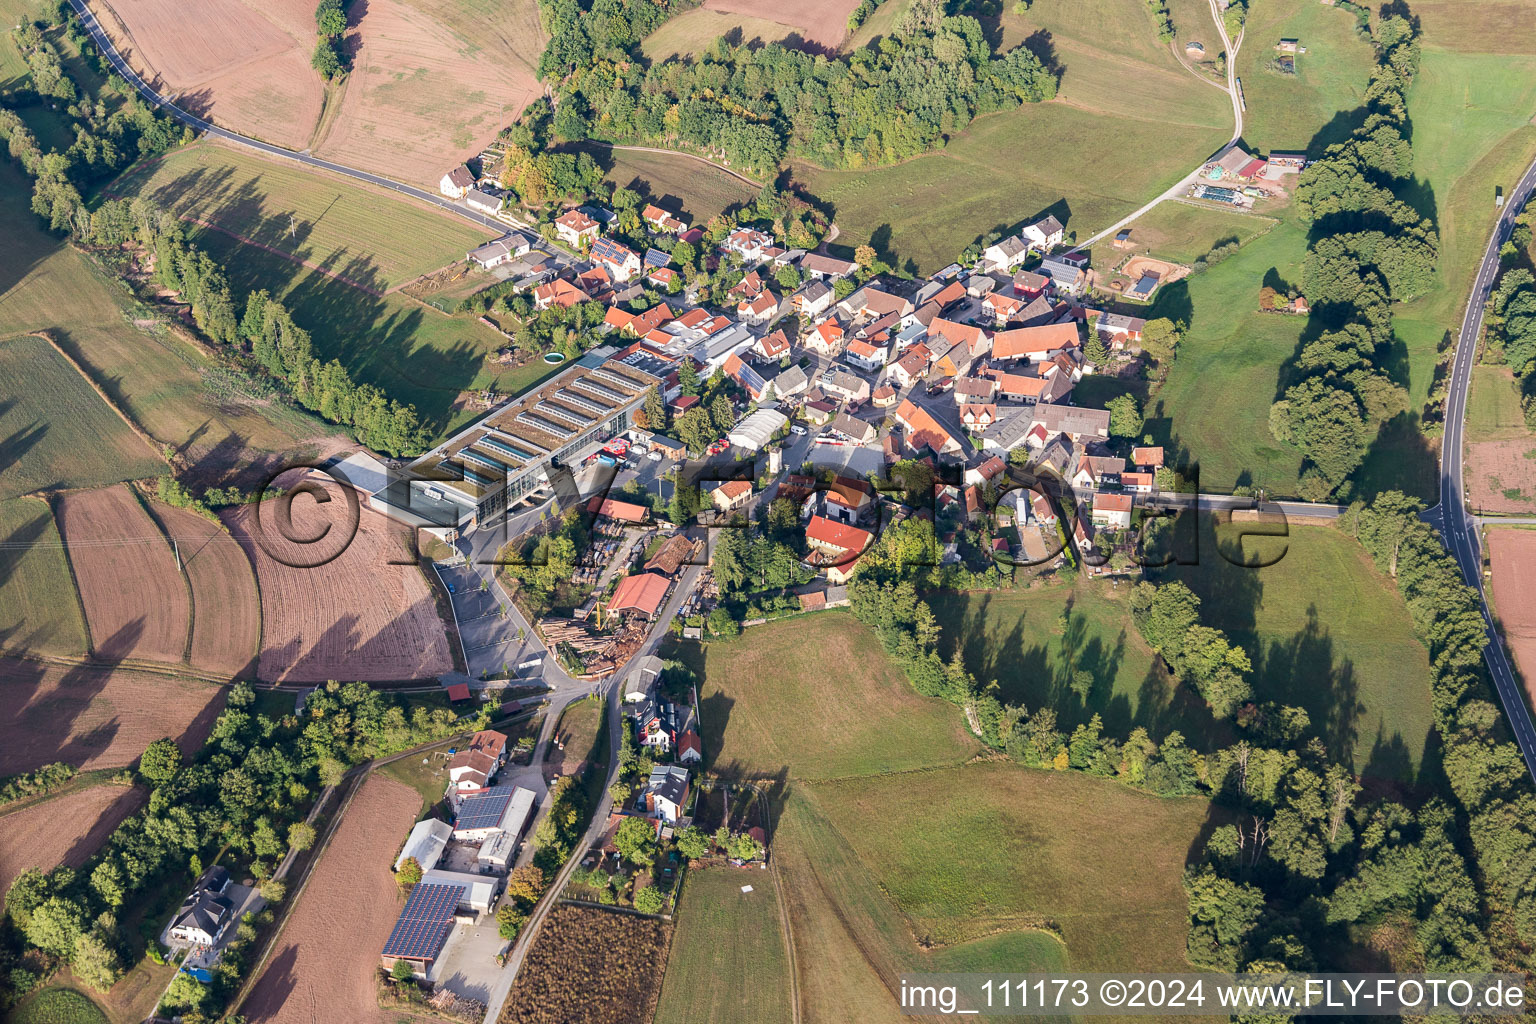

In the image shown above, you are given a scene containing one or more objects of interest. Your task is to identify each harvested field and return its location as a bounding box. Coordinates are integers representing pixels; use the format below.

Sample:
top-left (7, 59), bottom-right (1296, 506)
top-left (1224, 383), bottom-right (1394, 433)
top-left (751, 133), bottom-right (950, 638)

top-left (313, 0), bottom-right (542, 188)
top-left (221, 475), bottom-right (453, 682)
top-left (94, 0), bottom-right (324, 150)
top-left (1491, 528), bottom-right (1536, 704)
top-left (0, 333), bottom-right (164, 500)
top-left (699, 0), bottom-right (859, 51)
top-left (146, 501), bottom-right (260, 677)
top-left (499, 902), bottom-right (672, 1024)
top-left (0, 497), bottom-right (88, 658)
top-left (242, 774), bottom-right (418, 1024)
top-left (641, 8), bottom-right (800, 60)
top-left (1468, 439), bottom-right (1536, 514)
top-left (0, 657), bottom-right (225, 776)
top-left (0, 784), bottom-right (143, 898)
top-left (55, 485), bottom-right (191, 664)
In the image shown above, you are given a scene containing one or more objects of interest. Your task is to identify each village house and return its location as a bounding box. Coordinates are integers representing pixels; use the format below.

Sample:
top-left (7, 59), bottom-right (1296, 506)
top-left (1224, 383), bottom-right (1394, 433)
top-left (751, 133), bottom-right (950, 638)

top-left (467, 231), bottom-right (534, 269)
top-left (894, 398), bottom-right (962, 456)
top-left (965, 454), bottom-right (1008, 489)
top-left (846, 337), bottom-right (889, 372)
top-left (167, 866), bottom-right (235, 947)
top-left (1012, 268), bottom-right (1049, 297)
top-left (532, 278), bottom-right (589, 311)
top-left (827, 412), bottom-right (876, 445)
top-left (871, 382), bottom-right (899, 408)
top-left (554, 209), bottom-right (600, 247)
top-left (737, 290), bottom-right (778, 326)
top-left (678, 730), bottom-right (703, 765)
top-left (805, 514), bottom-right (874, 565)
top-left (590, 237), bottom-right (641, 282)
top-left (1038, 254), bottom-right (1087, 296)
top-left (960, 403), bottom-right (998, 430)
top-left (729, 270), bottom-right (765, 301)
top-left (982, 234), bottom-right (1030, 272)
top-left (1071, 453), bottom-right (1125, 490)
top-left (773, 364), bottom-right (809, 397)
top-left (984, 367), bottom-right (1073, 405)
top-left (890, 345), bottom-right (930, 388)
top-left (465, 187), bottom-right (503, 216)
top-left (754, 328), bottom-right (791, 361)
top-left (439, 164), bottom-right (475, 199)
top-left (820, 367), bottom-right (871, 404)
top-left (984, 291), bottom-right (1025, 324)
top-left (793, 279), bottom-right (835, 318)
top-left (992, 321), bottom-right (1080, 363)
top-left (805, 319), bottom-right (846, 357)
top-left (447, 729), bottom-right (509, 794)
top-left (1022, 214), bottom-right (1065, 250)
top-left (953, 375), bottom-right (1000, 405)
top-left (800, 253), bottom-right (859, 280)
top-left (722, 227), bottom-right (776, 263)
top-left (929, 317), bottom-right (991, 365)
top-left (841, 284), bottom-right (914, 322)
top-left (1091, 492), bottom-right (1133, 530)
top-left (1123, 470), bottom-right (1156, 494)
top-left (710, 479), bottom-right (753, 514)
top-left (1131, 446), bottom-right (1164, 471)
top-left (644, 765), bottom-right (691, 824)
top-left (1096, 312), bottom-right (1147, 348)
top-left (1029, 491), bottom-right (1058, 527)
top-left (642, 203), bottom-right (688, 234)
top-left (1030, 402), bottom-right (1112, 447)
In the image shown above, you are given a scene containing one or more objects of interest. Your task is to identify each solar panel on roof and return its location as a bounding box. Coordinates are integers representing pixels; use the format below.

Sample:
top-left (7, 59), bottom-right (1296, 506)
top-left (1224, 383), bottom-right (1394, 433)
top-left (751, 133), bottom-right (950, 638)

top-left (381, 883), bottom-right (460, 960)
top-left (456, 785), bottom-right (516, 830)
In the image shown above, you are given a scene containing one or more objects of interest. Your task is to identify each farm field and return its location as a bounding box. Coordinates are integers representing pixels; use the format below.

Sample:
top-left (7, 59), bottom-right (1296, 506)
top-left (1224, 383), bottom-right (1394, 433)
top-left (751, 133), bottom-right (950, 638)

top-left (1490, 528), bottom-right (1536, 704)
top-left (1410, 0), bottom-right (1536, 55)
top-left (1088, 201), bottom-right (1275, 271)
top-left (0, 159), bottom-right (341, 486)
top-left (801, 764), bottom-right (1215, 966)
top-left (675, 612), bottom-right (980, 780)
top-left (0, 657), bottom-right (224, 776)
top-left (242, 774), bottom-right (418, 1024)
top-left (1161, 518), bottom-right (1434, 778)
top-left (93, 0), bottom-right (322, 150)
top-left (797, 0), bottom-right (1230, 273)
top-left (311, 0), bottom-right (542, 188)
top-left (934, 579), bottom-right (1223, 748)
top-left (1468, 439), bottom-right (1536, 514)
top-left (497, 902), bottom-right (672, 1024)
top-left (1232, 0), bottom-right (1378, 155)
top-left (221, 475), bottom-right (453, 683)
top-left (655, 868), bottom-right (792, 1024)
top-left (190, 226), bottom-right (514, 435)
top-left (586, 146), bottom-right (759, 224)
top-left (145, 500), bottom-right (261, 677)
top-left (0, 334), bottom-right (163, 500)
top-left (0, 784), bottom-right (143, 899)
top-left (111, 143), bottom-right (495, 291)
top-left (697, 0), bottom-right (859, 51)
top-left (54, 486), bottom-right (191, 664)
top-left (1468, 365), bottom-right (1530, 443)
top-left (5, 987), bottom-right (110, 1024)
top-left (641, 8), bottom-right (799, 59)
top-left (0, 498), bottom-right (88, 658)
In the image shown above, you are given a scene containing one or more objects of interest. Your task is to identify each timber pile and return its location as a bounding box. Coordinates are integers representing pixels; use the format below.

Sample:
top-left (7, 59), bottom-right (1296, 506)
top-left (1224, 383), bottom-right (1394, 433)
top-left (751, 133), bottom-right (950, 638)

top-left (538, 617), bottom-right (610, 654)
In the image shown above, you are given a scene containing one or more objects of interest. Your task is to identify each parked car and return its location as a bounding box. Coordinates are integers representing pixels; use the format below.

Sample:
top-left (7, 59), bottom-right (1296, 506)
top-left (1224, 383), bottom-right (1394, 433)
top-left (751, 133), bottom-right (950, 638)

top-left (647, 450), bottom-right (663, 461)
top-left (927, 377), bottom-right (955, 395)
top-left (790, 425), bottom-right (807, 436)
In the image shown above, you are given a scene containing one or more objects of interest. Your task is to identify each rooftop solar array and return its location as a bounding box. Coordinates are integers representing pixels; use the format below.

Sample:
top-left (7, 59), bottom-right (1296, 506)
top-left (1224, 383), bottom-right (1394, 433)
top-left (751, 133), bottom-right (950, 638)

top-left (736, 362), bottom-right (768, 395)
top-left (457, 785), bottom-right (517, 830)
top-left (381, 882), bottom-right (461, 960)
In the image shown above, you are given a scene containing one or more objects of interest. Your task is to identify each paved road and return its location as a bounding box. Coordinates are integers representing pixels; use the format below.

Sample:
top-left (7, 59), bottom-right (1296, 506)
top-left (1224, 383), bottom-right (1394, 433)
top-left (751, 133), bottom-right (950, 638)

top-left (67, 0), bottom-right (535, 238)
top-left (1434, 155), bottom-right (1536, 779)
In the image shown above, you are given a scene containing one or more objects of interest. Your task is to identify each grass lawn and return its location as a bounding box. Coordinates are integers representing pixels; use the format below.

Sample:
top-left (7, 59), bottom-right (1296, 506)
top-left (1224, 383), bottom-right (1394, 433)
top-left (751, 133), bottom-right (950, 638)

top-left (641, 9), bottom-right (799, 60)
top-left (934, 579), bottom-right (1228, 747)
top-left (188, 226), bottom-right (523, 436)
top-left (796, 0), bottom-right (1231, 274)
top-left (802, 762), bottom-right (1214, 966)
top-left (587, 146), bottom-right (758, 224)
top-left (1087, 201), bottom-right (1277, 272)
top-left (1468, 365), bottom-right (1531, 442)
top-left (1411, 0), bottom-right (1536, 56)
top-left (0, 333), bottom-right (163, 499)
top-left (674, 611), bottom-right (980, 781)
top-left (655, 868), bottom-right (793, 1024)
top-left (1233, 0), bottom-right (1379, 155)
top-left (550, 695), bottom-right (604, 766)
top-left (0, 497), bottom-right (87, 657)
top-left (1160, 518), bottom-right (1434, 778)
top-left (6, 987), bottom-right (110, 1024)
top-left (376, 713), bottom-right (544, 817)
top-left (110, 143), bottom-right (495, 290)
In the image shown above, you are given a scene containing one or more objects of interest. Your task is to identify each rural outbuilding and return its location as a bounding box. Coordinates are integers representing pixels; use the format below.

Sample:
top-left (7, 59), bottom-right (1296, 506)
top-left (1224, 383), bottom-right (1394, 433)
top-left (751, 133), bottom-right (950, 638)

top-left (395, 818), bottom-right (452, 873)
top-left (421, 868), bottom-right (501, 914)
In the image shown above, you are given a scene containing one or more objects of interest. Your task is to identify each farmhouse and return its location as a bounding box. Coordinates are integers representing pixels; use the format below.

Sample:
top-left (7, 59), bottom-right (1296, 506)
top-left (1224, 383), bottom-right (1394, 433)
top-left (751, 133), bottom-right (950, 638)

top-left (440, 165), bottom-right (474, 199)
top-left (644, 765), bottom-right (691, 824)
top-left (1091, 493), bottom-right (1133, 530)
top-left (467, 231), bottom-right (533, 268)
top-left (1030, 403), bottom-right (1112, 446)
top-left (395, 818), bottom-right (453, 873)
top-left (465, 187), bottom-right (503, 216)
top-left (1022, 215), bottom-right (1065, 250)
top-left (893, 398), bottom-right (962, 456)
top-left (806, 515), bottom-right (874, 564)
top-left (800, 253), bottom-right (858, 280)
top-left (609, 572), bottom-right (672, 620)
top-left (167, 866), bottom-right (235, 947)
top-left (554, 209), bottom-right (600, 246)
top-left (993, 322), bottom-right (1079, 362)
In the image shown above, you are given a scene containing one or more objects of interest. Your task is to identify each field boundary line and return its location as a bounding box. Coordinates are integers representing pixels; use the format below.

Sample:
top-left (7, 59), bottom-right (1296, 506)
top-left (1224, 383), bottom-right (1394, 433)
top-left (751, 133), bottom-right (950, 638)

top-left (583, 140), bottom-right (765, 188)
top-left (28, 330), bottom-right (169, 466)
top-left (42, 494), bottom-right (97, 659)
top-left (128, 484), bottom-right (198, 664)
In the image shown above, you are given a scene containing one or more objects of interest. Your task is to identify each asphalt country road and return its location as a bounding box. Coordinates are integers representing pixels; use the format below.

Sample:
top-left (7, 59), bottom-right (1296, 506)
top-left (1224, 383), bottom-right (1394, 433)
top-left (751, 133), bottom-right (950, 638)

top-left (1435, 156), bottom-right (1536, 779)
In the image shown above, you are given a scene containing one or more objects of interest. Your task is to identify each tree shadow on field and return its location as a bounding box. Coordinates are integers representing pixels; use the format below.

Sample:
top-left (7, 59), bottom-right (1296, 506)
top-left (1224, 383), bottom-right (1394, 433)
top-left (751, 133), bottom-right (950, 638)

top-left (60, 784), bottom-right (146, 869)
top-left (241, 943), bottom-right (300, 1021)
top-left (1251, 606), bottom-right (1364, 769)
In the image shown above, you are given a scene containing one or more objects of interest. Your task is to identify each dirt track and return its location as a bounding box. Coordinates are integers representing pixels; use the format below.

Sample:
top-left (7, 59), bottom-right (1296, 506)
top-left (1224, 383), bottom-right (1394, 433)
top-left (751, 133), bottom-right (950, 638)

top-left (0, 784), bottom-right (145, 898)
top-left (149, 501), bottom-right (261, 677)
top-left (55, 486), bottom-right (191, 664)
top-left (0, 658), bottom-right (225, 776)
top-left (242, 774), bottom-right (418, 1024)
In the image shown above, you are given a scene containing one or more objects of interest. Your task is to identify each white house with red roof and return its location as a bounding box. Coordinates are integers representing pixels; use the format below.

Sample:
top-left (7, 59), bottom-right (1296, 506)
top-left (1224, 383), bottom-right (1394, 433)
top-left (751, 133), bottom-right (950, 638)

top-left (722, 227), bottom-right (776, 262)
top-left (805, 514), bottom-right (874, 564)
top-left (554, 209), bottom-right (599, 247)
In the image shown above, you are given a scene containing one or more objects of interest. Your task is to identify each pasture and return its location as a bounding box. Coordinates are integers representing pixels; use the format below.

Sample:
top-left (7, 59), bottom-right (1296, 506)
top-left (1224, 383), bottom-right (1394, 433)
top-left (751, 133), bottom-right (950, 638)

top-left (798, 0), bottom-right (1230, 273)
top-left (591, 146), bottom-right (759, 224)
top-left (0, 658), bottom-right (224, 776)
top-left (0, 498), bottom-right (88, 658)
top-left (549, 696), bottom-right (604, 777)
top-left (1232, 0), bottom-right (1378, 155)
top-left (676, 612), bottom-right (980, 780)
top-left (112, 143), bottom-right (495, 290)
top-left (54, 486), bottom-right (191, 664)
top-left (0, 334), bottom-right (163, 500)
top-left (189, 226), bottom-right (515, 435)
top-left (1086, 201), bottom-right (1276, 277)
top-left (1468, 365), bottom-right (1530, 443)
top-left (241, 774), bottom-right (419, 1024)
top-left (641, 8), bottom-right (799, 59)
top-left (1160, 517), bottom-right (1434, 778)
top-left (655, 868), bottom-right (793, 1024)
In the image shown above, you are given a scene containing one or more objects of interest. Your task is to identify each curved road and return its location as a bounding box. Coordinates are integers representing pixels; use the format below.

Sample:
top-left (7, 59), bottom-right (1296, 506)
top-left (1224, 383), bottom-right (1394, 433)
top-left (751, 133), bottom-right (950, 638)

top-left (1433, 155), bottom-right (1536, 778)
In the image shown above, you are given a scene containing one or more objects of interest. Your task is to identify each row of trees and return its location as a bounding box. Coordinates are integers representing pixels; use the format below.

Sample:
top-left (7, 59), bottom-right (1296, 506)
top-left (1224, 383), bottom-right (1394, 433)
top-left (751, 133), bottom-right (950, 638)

top-left (1483, 206), bottom-right (1536, 425)
top-left (529, 0), bottom-right (1056, 176)
top-left (312, 0), bottom-right (349, 80)
top-left (1270, 15), bottom-right (1435, 499)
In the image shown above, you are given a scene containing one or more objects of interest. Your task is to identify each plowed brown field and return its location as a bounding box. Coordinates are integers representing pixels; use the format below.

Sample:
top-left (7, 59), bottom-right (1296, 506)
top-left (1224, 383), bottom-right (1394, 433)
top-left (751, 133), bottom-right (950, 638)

top-left (1468, 439), bottom-right (1536, 513)
top-left (242, 774), bottom-right (418, 1024)
top-left (148, 502), bottom-right (260, 678)
top-left (699, 0), bottom-right (860, 50)
top-left (94, 0), bottom-right (324, 151)
top-left (55, 486), bottom-right (191, 664)
top-left (220, 475), bottom-right (452, 682)
top-left (0, 657), bottom-right (225, 776)
top-left (1491, 528), bottom-right (1536, 705)
top-left (0, 784), bottom-right (144, 897)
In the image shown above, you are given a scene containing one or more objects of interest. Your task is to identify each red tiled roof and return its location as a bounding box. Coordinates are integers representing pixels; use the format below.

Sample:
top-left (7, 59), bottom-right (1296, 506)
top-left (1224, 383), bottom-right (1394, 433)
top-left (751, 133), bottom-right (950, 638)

top-left (805, 515), bottom-right (873, 555)
top-left (1132, 446), bottom-right (1165, 467)
top-left (445, 683), bottom-right (471, 701)
top-left (587, 497), bottom-right (650, 522)
top-left (1094, 493), bottom-right (1133, 512)
top-left (993, 322), bottom-right (1079, 359)
top-left (609, 572), bottom-right (670, 616)
top-left (894, 398), bottom-right (958, 454)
